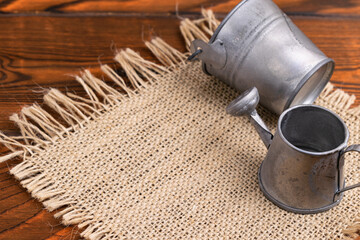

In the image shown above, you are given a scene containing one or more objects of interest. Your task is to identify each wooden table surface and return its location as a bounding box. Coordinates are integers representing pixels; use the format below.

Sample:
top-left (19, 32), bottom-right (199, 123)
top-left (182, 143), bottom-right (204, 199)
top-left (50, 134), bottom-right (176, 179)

top-left (0, 0), bottom-right (359, 239)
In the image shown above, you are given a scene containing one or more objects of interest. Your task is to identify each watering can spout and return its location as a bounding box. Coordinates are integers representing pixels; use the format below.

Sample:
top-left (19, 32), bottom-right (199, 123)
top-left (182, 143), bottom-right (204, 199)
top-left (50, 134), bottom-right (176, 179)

top-left (226, 87), bottom-right (273, 148)
top-left (248, 110), bottom-right (273, 149)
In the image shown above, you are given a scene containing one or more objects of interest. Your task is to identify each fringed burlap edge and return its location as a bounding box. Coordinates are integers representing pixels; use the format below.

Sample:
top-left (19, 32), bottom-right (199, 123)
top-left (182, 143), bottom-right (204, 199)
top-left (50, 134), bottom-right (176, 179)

top-left (0, 9), bottom-right (359, 239)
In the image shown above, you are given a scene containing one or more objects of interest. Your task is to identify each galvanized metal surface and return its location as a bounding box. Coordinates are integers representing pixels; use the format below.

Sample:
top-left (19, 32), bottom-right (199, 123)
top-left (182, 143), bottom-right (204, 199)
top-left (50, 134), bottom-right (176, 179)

top-left (227, 88), bottom-right (360, 214)
top-left (226, 87), bottom-right (273, 148)
top-left (190, 0), bottom-right (334, 114)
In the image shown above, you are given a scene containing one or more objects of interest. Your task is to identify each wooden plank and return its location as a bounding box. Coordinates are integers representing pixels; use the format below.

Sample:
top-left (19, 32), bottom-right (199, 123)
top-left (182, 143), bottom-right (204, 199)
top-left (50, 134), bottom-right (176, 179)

top-left (0, 0), bottom-right (360, 16)
top-left (0, 14), bottom-right (359, 240)
top-left (0, 15), bottom-right (359, 132)
top-left (0, 151), bottom-right (82, 240)
top-left (0, 15), bottom-right (185, 132)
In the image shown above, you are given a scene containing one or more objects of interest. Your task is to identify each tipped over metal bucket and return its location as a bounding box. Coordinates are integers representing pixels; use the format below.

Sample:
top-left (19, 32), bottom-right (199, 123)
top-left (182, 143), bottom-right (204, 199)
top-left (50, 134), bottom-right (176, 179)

top-left (189, 0), bottom-right (334, 114)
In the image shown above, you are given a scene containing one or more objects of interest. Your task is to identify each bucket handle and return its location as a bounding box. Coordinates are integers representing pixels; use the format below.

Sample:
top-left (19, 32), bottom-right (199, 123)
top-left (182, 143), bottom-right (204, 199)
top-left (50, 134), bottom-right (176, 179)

top-left (335, 144), bottom-right (360, 196)
top-left (188, 39), bottom-right (227, 70)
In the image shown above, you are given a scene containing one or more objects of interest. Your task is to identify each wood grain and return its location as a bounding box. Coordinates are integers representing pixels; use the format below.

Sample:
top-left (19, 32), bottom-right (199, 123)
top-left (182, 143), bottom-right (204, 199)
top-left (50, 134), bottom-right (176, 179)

top-left (0, 15), bottom-right (186, 132)
top-left (0, 0), bottom-right (360, 16)
top-left (0, 15), bottom-right (359, 133)
top-left (0, 150), bottom-right (82, 240)
top-left (0, 10), bottom-right (359, 240)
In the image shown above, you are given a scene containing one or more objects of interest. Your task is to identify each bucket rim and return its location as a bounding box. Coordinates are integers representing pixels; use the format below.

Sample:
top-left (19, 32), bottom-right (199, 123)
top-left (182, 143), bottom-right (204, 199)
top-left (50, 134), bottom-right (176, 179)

top-left (283, 58), bottom-right (335, 112)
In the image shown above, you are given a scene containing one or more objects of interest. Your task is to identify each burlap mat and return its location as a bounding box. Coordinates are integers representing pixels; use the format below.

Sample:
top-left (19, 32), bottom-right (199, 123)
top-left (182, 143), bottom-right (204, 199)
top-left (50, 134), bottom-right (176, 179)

top-left (1, 10), bottom-right (359, 240)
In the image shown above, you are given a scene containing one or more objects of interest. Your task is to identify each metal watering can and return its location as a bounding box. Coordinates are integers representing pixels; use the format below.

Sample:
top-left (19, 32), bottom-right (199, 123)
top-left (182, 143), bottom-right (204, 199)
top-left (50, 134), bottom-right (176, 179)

top-left (227, 87), bottom-right (360, 214)
top-left (189, 0), bottom-right (334, 115)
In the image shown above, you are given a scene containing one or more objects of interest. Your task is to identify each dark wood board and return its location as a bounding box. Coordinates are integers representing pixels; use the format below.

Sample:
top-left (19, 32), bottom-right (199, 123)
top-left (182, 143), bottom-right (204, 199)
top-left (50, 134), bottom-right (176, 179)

top-left (0, 15), bottom-right (359, 133)
top-left (0, 9), bottom-right (359, 240)
top-left (1, 0), bottom-right (360, 17)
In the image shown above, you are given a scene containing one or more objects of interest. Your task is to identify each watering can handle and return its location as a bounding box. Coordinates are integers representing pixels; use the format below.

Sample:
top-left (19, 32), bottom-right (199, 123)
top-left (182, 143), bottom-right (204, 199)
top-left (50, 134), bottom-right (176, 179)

top-left (335, 144), bottom-right (360, 195)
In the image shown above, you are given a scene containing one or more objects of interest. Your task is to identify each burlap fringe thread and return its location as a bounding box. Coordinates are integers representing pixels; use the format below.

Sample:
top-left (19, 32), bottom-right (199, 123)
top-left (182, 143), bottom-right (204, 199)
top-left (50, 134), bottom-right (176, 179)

top-left (0, 9), bottom-right (359, 240)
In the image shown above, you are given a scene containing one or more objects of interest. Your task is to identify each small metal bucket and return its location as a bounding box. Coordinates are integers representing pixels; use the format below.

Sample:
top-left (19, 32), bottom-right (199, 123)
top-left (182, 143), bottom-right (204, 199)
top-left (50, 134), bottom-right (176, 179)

top-left (189, 0), bottom-right (335, 114)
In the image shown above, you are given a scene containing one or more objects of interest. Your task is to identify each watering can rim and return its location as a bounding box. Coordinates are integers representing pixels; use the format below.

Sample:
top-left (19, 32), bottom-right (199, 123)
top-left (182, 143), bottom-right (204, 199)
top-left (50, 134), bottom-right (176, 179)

top-left (277, 104), bottom-right (349, 156)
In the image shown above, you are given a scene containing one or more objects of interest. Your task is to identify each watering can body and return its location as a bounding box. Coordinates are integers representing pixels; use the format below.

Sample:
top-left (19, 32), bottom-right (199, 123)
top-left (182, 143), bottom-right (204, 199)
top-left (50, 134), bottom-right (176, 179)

top-left (226, 88), bottom-right (360, 214)
top-left (259, 127), bottom-right (344, 213)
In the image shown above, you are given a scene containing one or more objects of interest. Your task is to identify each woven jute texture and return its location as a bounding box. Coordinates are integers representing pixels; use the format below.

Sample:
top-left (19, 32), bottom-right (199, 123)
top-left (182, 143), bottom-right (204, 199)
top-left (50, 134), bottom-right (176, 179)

top-left (1, 10), bottom-right (359, 240)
